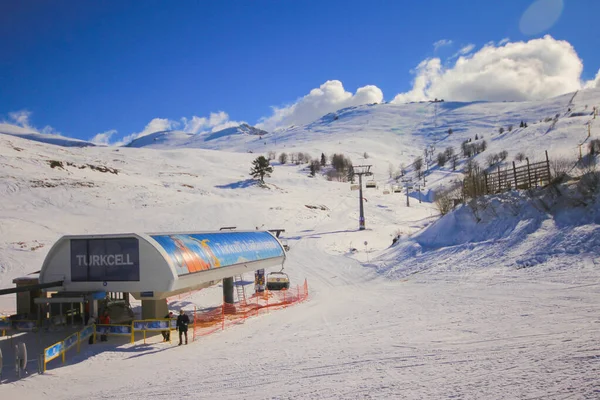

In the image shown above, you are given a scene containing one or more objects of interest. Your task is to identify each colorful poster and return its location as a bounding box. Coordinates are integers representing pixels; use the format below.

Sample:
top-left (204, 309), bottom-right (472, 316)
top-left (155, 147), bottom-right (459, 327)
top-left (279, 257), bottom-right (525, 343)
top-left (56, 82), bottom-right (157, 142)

top-left (151, 232), bottom-right (284, 276)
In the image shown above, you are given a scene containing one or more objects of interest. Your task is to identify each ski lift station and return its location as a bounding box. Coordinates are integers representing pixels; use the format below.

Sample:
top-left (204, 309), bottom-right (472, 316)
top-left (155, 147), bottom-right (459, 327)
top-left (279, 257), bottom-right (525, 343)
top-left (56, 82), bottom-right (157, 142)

top-left (4, 230), bottom-right (287, 321)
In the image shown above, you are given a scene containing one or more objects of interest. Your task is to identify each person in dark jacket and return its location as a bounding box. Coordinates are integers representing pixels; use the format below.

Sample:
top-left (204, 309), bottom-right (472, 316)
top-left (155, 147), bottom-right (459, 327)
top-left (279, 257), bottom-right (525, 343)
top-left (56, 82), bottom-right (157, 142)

top-left (99, 311), bottom-right (110, 342)
top-left (176, 309), bottom-right (190, 345)
top-left (162, 311), bottom-right (173, 342)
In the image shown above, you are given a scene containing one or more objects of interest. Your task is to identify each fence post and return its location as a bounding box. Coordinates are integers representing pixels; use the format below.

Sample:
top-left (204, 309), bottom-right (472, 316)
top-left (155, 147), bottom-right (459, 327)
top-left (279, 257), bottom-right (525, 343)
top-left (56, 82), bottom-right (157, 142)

top-left (512, 162), bottom-right (518, 189)
top-left (526, 158), bottom-right (532, 189)
top-left (193, 306), bottom-right (197, 343)
top-left (131, 321), bottom-right (134, 344)
top-left (484, 172), bottom-right (489, 194)
top-left (61, 341), bottom-right (66, 364)
top-left (545, 150), bottom-right (551, 183)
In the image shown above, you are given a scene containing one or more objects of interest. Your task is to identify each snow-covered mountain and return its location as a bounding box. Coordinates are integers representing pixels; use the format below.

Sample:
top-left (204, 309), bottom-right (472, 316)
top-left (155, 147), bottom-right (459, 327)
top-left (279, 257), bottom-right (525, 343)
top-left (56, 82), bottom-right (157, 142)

top-left (0, 123), bottom-right (95, 147)
top-left (125, 123), bottom-right (269, 149)
top-left (1, 88), bottom-right (599, 399)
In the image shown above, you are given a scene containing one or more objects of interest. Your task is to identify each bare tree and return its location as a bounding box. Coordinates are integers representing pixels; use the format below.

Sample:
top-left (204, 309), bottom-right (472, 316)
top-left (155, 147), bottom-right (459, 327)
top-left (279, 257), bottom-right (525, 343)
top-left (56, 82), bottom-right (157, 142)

top-left (437, 152), bottom-right (448, 167)
top-left (451, 154), bottom-right (458, 171)
top-left (550, 156), bottom-right (573, 183)
top-left (297, 152), bottom-right (305, 164)
top-left (309, 160), bottom-right (321, 176)
top-left (414, 157), bottom-right (423, 178)
top-left (388, 163), bottom-right (394, 178)
top-left (515, 152), bottom-right (526, 162)
top-left (498, 127), bottom-right (505, 134)
top-left (278, 152), bottom-right (288, 164)
top-left (499, 150), bottom-right (508, 161)
top-left (589, 139), bottom-right (600, 156)
top-left (434, 183), bottom-right (462, 216)
top-left (267, 151), bottom-right (276, 160)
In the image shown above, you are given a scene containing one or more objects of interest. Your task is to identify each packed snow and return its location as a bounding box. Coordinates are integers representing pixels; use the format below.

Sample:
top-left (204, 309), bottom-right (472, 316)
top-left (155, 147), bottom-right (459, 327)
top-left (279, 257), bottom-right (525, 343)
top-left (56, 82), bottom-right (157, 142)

top-left (1, 88), bottom-right (599, 399)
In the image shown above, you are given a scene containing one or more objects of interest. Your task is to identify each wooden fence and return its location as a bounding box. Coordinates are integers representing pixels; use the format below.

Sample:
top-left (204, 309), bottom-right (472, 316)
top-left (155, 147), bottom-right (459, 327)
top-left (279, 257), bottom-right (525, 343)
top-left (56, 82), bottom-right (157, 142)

top-left (464, 151), bottom-right (552, 197)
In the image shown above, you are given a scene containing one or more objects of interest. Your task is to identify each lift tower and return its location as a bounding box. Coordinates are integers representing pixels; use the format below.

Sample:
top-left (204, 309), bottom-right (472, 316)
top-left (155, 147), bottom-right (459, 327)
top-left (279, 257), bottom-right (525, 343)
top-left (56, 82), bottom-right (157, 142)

top-left (351, 165), bottom-right (373, 230)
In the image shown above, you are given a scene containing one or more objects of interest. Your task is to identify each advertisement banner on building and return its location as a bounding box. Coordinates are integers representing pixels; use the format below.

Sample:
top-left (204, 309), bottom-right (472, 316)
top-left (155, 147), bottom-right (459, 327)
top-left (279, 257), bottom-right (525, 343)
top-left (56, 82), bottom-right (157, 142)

top-left (151, 232), bottom-right (284, 276)
top-left (71, 238), bottom-right (140, 282)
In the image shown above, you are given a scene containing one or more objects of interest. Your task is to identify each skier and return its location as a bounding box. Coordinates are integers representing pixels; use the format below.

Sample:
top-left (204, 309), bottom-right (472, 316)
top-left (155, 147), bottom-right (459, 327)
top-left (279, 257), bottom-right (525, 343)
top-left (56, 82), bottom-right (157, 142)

top-left (162, 311), bottom-right (173, 342)
top-left (176, 309), bottom-right (190, 346)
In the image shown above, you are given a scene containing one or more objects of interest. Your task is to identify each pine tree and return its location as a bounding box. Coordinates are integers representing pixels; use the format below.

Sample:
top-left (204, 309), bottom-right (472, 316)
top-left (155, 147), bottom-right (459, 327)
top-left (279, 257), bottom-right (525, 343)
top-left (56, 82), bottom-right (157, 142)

top-left (320, 153), bottom-right (327, 166)
top-left (250, 156), bottom-right (273, 184)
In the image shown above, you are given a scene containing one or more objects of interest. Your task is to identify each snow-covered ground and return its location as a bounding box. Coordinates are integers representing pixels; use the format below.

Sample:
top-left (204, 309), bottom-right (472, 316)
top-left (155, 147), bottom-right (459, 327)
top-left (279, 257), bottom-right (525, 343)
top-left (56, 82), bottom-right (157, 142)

top-left (1, 88), bottom-right (599, 398)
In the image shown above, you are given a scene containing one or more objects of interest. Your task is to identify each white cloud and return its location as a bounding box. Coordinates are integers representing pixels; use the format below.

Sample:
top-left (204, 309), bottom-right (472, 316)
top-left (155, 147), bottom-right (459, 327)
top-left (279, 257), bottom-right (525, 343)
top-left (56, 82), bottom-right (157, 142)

top-left (519, 0), bottom-right (564, 36)
top-left (91, 129), bottom-right (118, 146)
top-left (180, 111), bottom-right (242, 134)
top-left (111, 112), bottom-right (245, 146)
top-left (433, 39), bottom-right (453, 51)
top-left (257, 80), bottom-right (383, 131)
top-left (393, 35), bottom-right (585, 103)
top-left (115, 117), bottom-right (176, 146)
top-left (458, 44), bottom-right (475, 55)
top-left (8, 110), bottom-right (33, 128)
top-left (4, 109), bottom-right (63, 136)
top-left (584, 69), bottom-right (600, 89)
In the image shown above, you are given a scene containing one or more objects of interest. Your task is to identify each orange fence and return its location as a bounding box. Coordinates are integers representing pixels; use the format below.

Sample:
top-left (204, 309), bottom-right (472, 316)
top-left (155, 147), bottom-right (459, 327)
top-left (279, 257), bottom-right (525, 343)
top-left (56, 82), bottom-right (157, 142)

top-left (191, 279), bottom-right (309, 341)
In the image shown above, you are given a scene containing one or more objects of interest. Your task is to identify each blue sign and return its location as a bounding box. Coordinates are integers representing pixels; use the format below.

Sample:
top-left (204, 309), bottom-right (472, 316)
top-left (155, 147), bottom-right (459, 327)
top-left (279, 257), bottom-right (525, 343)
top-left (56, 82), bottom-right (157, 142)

top-left (0, 319), bottom-right (10, 330)
top-left (140, 291), bottom-right (154, 297)
top-left (96, 325), bottom-right (132, 335)
top-left (71, 238), bottom-right (140, 282)
top-left (133, 320), bottom-right (169, 331)
top-left (64, 333), bottom-right (79, 351)
top-left (80, 325), bottom-right (94, 340)
top-left (14, 321), bottom-right (37, 331)
top-left (45, 342), bottom-right (64, 362)
top-left (151, 231), bottom-right (284, 276)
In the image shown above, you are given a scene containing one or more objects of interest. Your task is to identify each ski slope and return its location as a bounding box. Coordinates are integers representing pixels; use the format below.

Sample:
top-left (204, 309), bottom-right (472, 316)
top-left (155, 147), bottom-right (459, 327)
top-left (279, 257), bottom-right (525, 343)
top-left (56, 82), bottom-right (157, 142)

top-left (1, 88), bottom-right (600, 398)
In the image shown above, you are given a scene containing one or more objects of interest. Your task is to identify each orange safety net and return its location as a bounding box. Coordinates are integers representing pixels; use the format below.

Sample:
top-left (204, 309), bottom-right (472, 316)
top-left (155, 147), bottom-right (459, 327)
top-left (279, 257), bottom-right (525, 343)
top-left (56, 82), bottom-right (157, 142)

top-left (191, 279), bottom-right (309, 341)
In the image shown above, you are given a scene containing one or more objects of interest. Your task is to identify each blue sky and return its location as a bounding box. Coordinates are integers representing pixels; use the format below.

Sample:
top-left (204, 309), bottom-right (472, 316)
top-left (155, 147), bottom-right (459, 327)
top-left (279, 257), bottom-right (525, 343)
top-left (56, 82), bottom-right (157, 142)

top-left (1, 0), bottom-right (599, 144)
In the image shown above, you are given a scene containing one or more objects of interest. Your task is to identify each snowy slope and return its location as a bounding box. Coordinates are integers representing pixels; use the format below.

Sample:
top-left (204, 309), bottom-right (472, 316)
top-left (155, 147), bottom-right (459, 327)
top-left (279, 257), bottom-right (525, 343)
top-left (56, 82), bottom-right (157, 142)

top-left (1, 88), bottom-right (600, 398)
top-left (125, 124), bottom-right (269, 149)
top-left (0, 123), bottom-right (95, 147)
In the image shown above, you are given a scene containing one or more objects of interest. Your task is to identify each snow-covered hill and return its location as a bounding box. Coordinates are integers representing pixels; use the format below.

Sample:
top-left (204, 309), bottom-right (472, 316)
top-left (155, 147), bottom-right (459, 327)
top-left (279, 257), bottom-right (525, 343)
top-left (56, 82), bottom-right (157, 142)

top-left (125, 123), bottom-right (269, 149)
top-left (1, 88), bottom-right (600, 398)
top-left (0, 123), bottom-right (95, 147)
